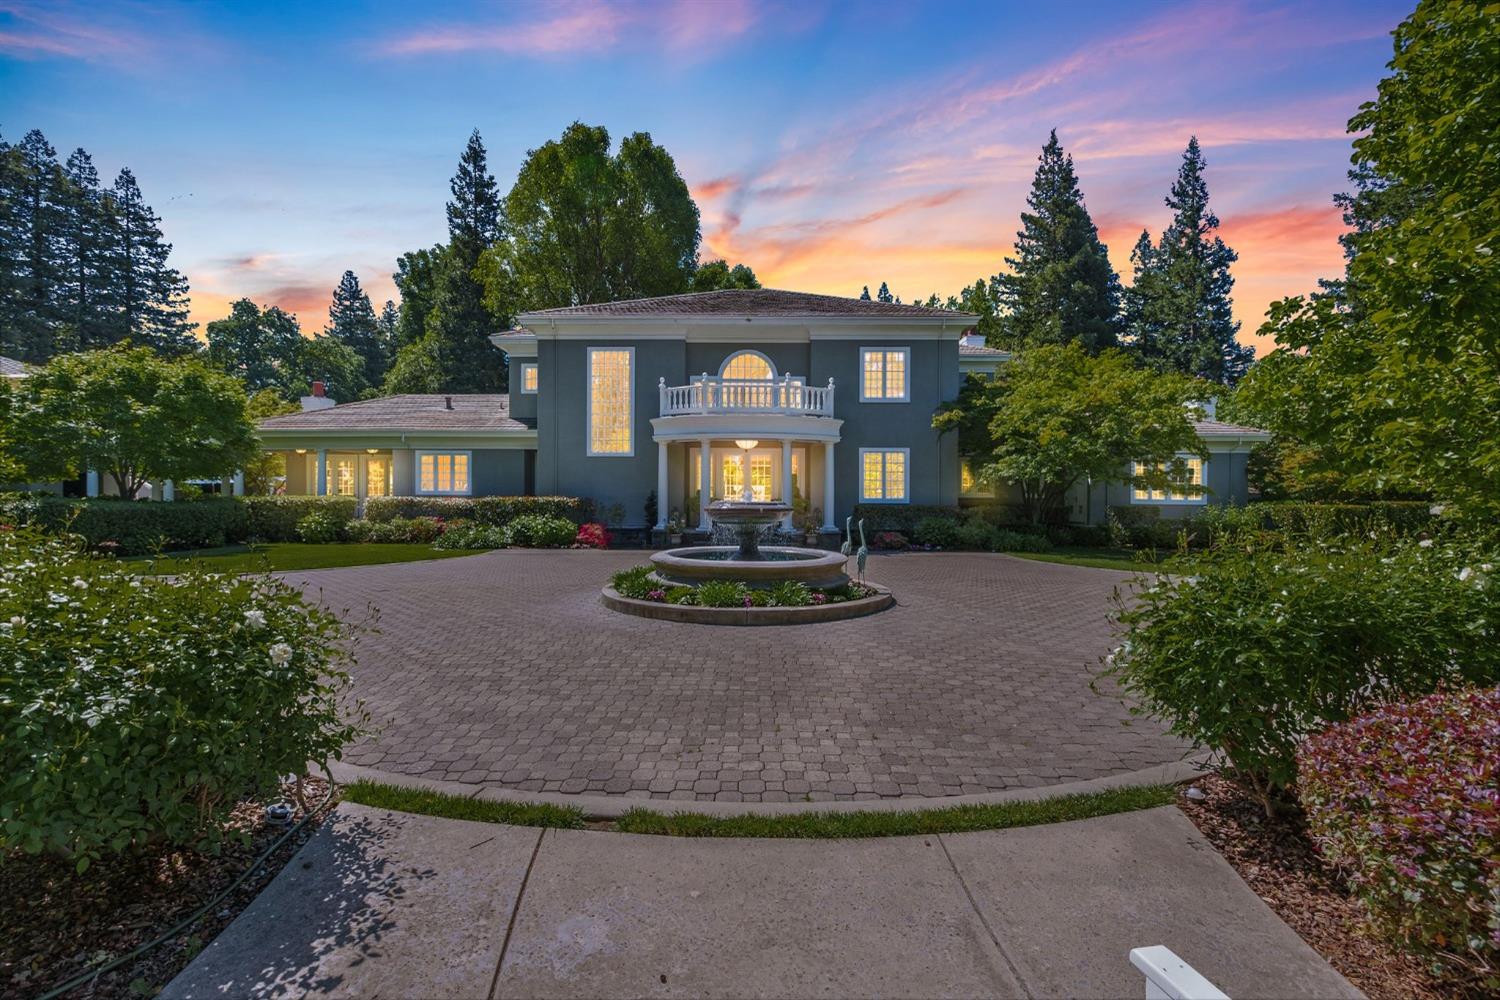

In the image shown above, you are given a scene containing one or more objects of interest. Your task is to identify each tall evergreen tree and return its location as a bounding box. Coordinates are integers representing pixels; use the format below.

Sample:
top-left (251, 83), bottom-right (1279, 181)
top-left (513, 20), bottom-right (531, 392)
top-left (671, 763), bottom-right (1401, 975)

top-left (1124, 138), bottom-right (1253, 384)
top-left (0, 132), bottom-right (29, 358)
top-left (388, 131), bottom-right (506, 393)
top-left (107, 168), bottom-right (195, 354)
top-left (58, 149), bottom-right (115, 351)
top-left (376, 298), bottom-right (399, 363)
top-left (876, 281), bottom-right (894, 303)
top-left (859, 285), bottom-right (871, 300)
top-left (995, 131), bottom-right (1121, 353)
top-left (324, 269), bottom-right (384, 385)
top-left (205, 299), bottom-right (303, 396)
top-left (11, 130), bottom-right (65, 361)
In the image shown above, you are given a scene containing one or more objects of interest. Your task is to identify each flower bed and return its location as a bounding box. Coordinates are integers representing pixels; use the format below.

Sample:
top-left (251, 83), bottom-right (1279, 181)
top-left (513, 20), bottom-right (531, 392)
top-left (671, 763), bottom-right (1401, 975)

top-left (609, 565), bottom-right (874, 608)
top-left (1298, 687), bottom-right (1499, 991)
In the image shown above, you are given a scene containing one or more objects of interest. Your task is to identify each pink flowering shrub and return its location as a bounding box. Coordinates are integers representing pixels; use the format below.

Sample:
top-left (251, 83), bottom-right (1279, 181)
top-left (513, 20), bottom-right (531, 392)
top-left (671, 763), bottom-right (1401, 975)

top-left (574, 522), bottom-right (611, 549)
top-left (871, 531), bottom-right (908, 550)
top-left (1298, 687), bottom-right (1499, 989)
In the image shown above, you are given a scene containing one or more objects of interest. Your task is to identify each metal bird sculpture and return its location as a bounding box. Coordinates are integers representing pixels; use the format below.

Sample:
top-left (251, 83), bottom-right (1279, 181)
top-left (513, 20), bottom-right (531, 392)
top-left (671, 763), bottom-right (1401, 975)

top-left (840, 516), bottom-right (853, 558)
top-left (855, 518), bottom-right (868, 585)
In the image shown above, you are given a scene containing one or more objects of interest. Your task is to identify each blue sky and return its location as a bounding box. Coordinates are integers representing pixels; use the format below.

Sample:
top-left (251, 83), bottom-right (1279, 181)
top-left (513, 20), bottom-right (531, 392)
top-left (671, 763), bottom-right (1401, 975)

top-left (1, 0), bottom-right (1411, 349)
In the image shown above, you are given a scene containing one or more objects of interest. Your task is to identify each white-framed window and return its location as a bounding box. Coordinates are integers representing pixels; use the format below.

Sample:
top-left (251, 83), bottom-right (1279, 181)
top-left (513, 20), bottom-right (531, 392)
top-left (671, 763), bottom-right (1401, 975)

top-left (519, 362), bottom-right (538, 394)
top-left (416, 450), bottom-right (472, 495)
top-left (587, 347), bottom-right (633, 456)
top-left (860, 347), bottom-right (910, 402)
top-left (719, 350), bottom-right (775, 380)
top-left (960, 458), bottom-right (993, 498)
top-left (326, 455), bottom-right (356, 497)
top-left (860, 448), bottom-right (910, 503)
top-left (1131, 455), bottom-right (1207, 504)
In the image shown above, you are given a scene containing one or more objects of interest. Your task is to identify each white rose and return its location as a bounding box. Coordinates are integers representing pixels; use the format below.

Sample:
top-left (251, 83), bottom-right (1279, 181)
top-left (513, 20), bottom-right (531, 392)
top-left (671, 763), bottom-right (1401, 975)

top-left (1418, 538), bottom-right (1434, 548)
top-left (268, 642), bottom-right (293, 666)
top-left (72, 577), bottom-right (88, 588)
top-left (1459, 567), bottom-right (1473, 582)
top-left (244, 610), bottom-right (266, 629)
top-left (7, 616), bottom-right (20, 628)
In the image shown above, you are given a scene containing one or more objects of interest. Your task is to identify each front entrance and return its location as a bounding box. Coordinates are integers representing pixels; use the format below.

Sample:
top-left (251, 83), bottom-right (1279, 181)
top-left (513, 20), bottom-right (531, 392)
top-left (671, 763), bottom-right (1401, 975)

top-left (697, 445), bottom-right (805, 503)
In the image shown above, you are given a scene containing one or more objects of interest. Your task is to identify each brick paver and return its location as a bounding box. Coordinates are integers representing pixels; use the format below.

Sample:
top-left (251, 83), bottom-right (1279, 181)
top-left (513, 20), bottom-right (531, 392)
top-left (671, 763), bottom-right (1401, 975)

top-left (293, 550), bottom-right (1189, 802)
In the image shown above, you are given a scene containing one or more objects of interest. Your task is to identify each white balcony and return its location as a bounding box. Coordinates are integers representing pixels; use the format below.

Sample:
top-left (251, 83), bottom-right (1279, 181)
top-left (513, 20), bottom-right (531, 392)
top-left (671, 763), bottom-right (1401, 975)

top-left (658, 375), bottom-right (835, 417)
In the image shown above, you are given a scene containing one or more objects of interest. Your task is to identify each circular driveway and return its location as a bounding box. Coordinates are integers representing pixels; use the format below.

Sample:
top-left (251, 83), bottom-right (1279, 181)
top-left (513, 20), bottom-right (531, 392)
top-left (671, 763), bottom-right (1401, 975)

top-left (296, 550), bottom-right (1190, 803)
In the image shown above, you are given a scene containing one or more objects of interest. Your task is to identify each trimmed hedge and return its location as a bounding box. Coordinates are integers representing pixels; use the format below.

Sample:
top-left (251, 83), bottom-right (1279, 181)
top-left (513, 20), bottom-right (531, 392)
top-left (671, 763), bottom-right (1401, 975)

top-left (851, 504), bottom-right (963, 534)
top-left (0, 496), bottom-right (253, 556)
top-left (240, 496), bottom-right (357, 542)
top-left (1299, 687), bottom-right (1499, 990)
top-left (362, 495), bottom-right (590, 526)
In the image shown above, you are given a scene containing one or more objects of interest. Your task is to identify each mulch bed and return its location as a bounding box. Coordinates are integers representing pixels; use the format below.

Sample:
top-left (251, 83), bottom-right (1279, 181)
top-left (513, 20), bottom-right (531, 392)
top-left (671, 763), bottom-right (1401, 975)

top-left (1176, 773), bottom-right (1453, 1000)
top-left (2, 777), bottom-right (331, 1000)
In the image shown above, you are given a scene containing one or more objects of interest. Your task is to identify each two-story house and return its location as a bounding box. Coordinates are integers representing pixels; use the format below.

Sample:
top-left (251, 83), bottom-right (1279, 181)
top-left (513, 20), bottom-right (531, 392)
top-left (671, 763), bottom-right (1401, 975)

top-left (255, 288), bottom-right (1267, 529)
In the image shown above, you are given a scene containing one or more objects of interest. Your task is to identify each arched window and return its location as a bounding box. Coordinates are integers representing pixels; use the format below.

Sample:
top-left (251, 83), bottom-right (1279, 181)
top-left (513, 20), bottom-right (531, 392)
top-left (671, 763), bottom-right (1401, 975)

top-left (719, 351), bottom-right (775, 380)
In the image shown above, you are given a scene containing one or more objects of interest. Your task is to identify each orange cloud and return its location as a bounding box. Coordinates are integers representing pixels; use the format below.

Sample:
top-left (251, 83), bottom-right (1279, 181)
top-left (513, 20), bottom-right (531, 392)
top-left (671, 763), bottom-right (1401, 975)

top-left (691, 176), bottom-right (739, 201)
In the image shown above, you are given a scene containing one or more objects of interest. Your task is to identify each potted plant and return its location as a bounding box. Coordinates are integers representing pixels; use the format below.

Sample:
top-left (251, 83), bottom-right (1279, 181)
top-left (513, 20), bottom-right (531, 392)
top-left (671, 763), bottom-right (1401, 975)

top-left (667, 510), bottom-right (684, 546)
top-left (801, 506), bottom-right (823, 546)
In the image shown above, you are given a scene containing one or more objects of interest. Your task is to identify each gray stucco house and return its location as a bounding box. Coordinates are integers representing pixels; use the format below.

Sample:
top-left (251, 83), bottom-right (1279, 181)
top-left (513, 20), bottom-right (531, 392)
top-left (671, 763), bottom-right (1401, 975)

top-left (255, 288), bottom-right (1267, 529)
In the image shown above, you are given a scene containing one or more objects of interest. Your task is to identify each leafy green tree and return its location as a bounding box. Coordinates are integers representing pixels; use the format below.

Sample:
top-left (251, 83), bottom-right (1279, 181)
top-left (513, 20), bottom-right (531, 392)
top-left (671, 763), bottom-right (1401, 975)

top-left (243, 388), bottom-right (298, 494)
top-left (1246, 0), bottom-right (1498, 520)
top-left (6, 346), bottom-right (258, 498)
top-left (389, 131), bottom-right (505, 393)
top-left (935, 343), bottom-right (1206, 524)
top-left (390, 247), bottom-right (439, 351)
top-left (324, 270), bottom-right (383, 385)
top-left (995, 131), bottom-right (1120, 352)
top-left (297, 333), bottom-right (368, 400)
top-left (478, 121), bottom-right (700, 311)
top-left (690, 259), bottom-right (760, 290)
top-left (105, 168), bottom-right (195, 354)
top-left (205, 299), bottom-right (303, 395)
top-left (1125, 138), bottom-right (1253, 384)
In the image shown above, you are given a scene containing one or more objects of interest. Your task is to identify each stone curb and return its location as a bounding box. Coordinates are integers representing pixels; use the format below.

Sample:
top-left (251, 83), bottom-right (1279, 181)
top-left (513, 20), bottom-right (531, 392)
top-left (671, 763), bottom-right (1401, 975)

top-left (325, 754), bottom-right (1213, 821)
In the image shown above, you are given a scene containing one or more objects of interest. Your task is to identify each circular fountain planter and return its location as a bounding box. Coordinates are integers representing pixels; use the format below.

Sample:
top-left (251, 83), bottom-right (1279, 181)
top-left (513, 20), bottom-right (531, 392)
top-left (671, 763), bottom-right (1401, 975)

top-left (601, 583), bottom-right (893, 626)
top-left (651, 546), bottom-right (851, 589)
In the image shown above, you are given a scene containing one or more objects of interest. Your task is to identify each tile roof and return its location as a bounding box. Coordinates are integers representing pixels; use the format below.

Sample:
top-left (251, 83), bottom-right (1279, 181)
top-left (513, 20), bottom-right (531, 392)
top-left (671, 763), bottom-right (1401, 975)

top-left (257, 395), bottom-right (527, 433)
top-left (518, 288), bottom-right (977, 321)
top-left (958, 342), bottom-right (1008, 357)
top-left (1, 355), bottom-right (29, 377)
top-left (1194, 419), bottom-right (1270, 438)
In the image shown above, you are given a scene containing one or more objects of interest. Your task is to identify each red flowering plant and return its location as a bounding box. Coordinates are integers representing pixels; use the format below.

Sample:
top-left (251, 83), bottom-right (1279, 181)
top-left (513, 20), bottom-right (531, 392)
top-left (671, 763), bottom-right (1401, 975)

top-left (574, 522), bottom-right (611, 549)
top-left (871, 531), bottom-right (908, 550)
top-left (1298, 686), bottom-right (1499, 990)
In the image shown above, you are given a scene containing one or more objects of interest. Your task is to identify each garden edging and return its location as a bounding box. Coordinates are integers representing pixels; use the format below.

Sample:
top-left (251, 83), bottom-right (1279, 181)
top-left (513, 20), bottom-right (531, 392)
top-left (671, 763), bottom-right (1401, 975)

top-left (324, 754), bottom-right (1212, 820)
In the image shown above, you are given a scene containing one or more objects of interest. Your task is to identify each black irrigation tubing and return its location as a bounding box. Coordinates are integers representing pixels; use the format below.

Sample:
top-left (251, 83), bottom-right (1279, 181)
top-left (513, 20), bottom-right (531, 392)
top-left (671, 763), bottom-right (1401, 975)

top-left (37, 782), bottom-right (337, 1000)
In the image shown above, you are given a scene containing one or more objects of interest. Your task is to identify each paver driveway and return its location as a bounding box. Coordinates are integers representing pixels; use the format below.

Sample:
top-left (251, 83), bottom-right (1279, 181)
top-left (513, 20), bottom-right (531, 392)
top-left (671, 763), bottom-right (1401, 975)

top-left (295, 550), bottom-right (1190, 803)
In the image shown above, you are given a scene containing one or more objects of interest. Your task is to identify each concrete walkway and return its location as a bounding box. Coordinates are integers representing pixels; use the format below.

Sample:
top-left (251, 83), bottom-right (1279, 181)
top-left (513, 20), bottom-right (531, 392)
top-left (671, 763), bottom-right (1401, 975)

top-left (164, 804), bottom-right (1359, 1000)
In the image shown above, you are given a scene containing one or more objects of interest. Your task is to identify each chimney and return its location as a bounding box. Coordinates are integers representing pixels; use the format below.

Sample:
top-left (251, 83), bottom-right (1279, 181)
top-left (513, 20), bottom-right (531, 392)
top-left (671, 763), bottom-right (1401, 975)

top-left (299, 379), bottom-right (336, 412)
top-left (959, 331), bottom-right (985, 348)
top-left (445, 396), bottom-right (453, 410)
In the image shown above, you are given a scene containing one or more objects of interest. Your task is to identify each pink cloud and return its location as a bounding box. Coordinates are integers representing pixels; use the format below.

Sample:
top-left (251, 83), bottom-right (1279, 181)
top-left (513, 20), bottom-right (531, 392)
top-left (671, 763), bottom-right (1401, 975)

top-left (0, 1), bottom-right (150, 64)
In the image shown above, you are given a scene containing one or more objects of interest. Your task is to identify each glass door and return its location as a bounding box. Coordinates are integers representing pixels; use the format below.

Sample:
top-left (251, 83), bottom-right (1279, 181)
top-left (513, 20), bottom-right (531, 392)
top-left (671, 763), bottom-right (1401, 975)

top-left (365, 456), bottom-right (390, 497)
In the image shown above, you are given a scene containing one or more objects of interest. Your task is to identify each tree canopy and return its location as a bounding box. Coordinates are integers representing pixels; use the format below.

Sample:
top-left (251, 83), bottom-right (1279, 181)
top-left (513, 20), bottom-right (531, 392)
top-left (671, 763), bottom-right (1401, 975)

top-left (205, 299), bottom-right (303, 396)
top-left (6, 346), bottom-right (258, 499)
top-left (935, 343), bottom-right (1207, 523)
top-left (324, 270), bottom-right (387, 387)
top-left (994, 131), bottom-right (1120, 353)
top-left (1124, 138), bottom-right (1253, 384)
top-left (690, 259), bottom-right (760, 291)
top-left (1240, 0), bottom-right (1499, 519)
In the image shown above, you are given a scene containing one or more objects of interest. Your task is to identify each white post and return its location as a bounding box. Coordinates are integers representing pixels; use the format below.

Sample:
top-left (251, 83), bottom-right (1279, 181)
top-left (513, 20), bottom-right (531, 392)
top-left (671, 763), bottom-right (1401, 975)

top-left (162, 479), bottom-right (175, 502)
top-left (697, 437), bottom-right (712, 531)
top-left (1129, 946), bottom-right (1229, 1000)
top-left (781, 438), bottom-right (794, 530)
top-left (658, 377), bottom-right (667, 415)
top-left (85, 469), bottom-right (99, 497)
top-left (656, 440), bottom-right (669, 530)
top-left (232, 470), bottom-right (245, 496)
top-left (821, 441), bottom-right (836, 531)
top-left (315, 449), bottom-right (328, 496)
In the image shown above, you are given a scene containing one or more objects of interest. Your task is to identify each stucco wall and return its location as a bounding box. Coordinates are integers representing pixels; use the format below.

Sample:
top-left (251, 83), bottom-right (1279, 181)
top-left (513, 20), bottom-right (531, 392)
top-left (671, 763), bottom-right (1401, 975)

top-left (1065, 449), bottom-right (1254, 524)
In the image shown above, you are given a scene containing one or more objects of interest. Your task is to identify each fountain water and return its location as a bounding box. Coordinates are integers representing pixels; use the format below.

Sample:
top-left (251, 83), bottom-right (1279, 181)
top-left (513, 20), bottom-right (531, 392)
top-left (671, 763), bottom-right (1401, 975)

top-left (650, 493), bottom-right (850, 589)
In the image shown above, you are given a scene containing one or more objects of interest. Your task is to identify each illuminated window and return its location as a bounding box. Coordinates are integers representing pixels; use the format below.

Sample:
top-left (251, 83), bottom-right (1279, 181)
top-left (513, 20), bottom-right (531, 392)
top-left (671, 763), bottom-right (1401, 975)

top-left (749, 454), bottom-right (773, 502)
top-left (960, 459), bottom-right (993, 497)
top-left (860, 347), bottom-right (910, 402)
top-left (417, 451), bottom-right (471, 495)
top-left (860, 448), bottom-right (909, 502)
top-left (366, 456), bottom-right (389, 498)
top-left (720, 351), bottom-right (775, 380)
top-left (1131, 455), bottom-right (1207, 503)
top-left (326, 456), bottom-right (356, 497)
top-left (520, 363), bottom-right (538, 394)
top-left (721, 454), bottom-right (743, 499)
top-left (587, 347), bottom-right (633, 456)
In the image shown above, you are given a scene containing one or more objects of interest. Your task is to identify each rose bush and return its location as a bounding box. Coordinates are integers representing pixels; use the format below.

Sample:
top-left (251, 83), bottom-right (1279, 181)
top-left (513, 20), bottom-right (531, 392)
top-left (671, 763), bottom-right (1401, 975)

top-left (1299, 687), bottom-right (1498, 989)
top-left (0, 527), bottom-right (366, 867)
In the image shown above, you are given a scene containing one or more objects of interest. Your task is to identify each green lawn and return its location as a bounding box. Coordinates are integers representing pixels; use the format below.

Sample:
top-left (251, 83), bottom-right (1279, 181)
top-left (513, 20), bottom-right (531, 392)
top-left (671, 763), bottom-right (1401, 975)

top-left (125, 542), bottom-right (478, 574)
top-left (1007, 547), bottom-right (1176, 572)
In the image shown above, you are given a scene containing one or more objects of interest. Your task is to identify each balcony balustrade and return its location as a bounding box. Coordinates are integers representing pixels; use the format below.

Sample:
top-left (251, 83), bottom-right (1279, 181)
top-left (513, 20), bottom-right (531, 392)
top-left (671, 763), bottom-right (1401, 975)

top-left (658, 375), bottom-right (835, 417)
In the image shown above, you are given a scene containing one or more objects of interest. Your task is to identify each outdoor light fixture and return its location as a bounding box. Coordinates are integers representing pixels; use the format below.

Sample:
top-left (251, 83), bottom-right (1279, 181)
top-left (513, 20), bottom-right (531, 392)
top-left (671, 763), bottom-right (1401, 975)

top-left (734, 439), bottom-right (760, 451)
top-left (294, 448), bottom-right (307, 455)
top-left (366, 448), bottom-right (378, 454)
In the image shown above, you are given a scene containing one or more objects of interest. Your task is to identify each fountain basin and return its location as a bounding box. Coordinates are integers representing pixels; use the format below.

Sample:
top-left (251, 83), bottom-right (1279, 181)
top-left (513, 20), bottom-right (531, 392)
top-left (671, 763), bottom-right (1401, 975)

top-left (651, 545), bottom-right (850, 589)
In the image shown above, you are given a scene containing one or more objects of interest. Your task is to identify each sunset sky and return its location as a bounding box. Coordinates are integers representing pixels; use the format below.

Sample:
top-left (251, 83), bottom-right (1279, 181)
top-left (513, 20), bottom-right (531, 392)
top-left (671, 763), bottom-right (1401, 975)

top-left (2, 0), bottom-right (1410, 353)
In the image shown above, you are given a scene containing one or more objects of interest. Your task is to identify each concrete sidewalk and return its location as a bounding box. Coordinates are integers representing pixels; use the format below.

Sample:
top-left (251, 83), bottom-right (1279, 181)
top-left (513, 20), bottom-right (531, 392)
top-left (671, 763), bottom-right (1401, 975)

top-left (163, 804), bottom-right (1359, 1000)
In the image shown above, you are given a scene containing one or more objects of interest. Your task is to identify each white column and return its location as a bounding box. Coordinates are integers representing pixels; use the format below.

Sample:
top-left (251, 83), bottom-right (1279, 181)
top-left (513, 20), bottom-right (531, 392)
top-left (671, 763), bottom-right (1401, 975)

top-left (821, 441), bottom-right (836, 531)
top-left (781, 438), bottom-right (794, 530)
top-left (656, 440), bottom-right (669, 530)
top-left (162, 479), bottom-right (175, 502)
top-left (232, 470), bottom-right (245, 496)
top-left (315, 449), bottom-right (328, 496)
top-left (697, 437), bottom-right (712, 531)
top-left (85, 469), bottom-right (100, 497)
